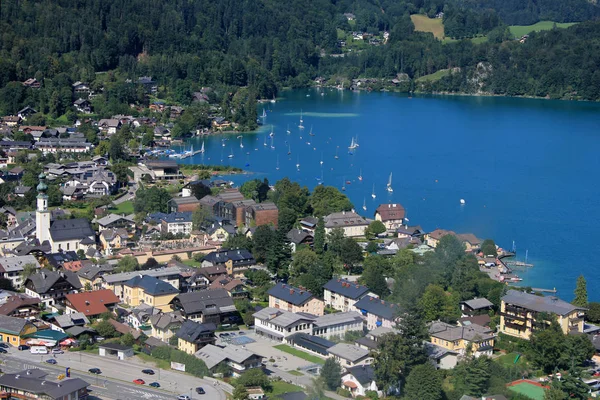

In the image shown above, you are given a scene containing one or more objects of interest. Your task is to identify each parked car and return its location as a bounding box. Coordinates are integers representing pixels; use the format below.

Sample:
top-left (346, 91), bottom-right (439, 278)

top-left (0, 343), bottom-right (9, 348)
top-left (133, 379), bottom-right (145, 385)
top-left (51, 348), bottom-right (64, 354)
top-left (196, 387), bottom-right (205, 394)
top-left (45, 359), bottom-right (57, 364)
top-left (88, 368), bottom-right (102, 374)
top-left (17, 345), bottom-right (29, 351)
top-left (177, 396), bottom-right (191, 400)
top-left (142, 369), bottom-right (155, 375)
top-left (0, 348), bottom-right (7, 354)
top-left (238, 331), bottom-right (246, 335)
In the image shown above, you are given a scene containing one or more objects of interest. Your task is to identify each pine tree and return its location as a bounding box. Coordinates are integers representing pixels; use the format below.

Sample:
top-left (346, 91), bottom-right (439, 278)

top-left (573, 275), bottom-right (588, 307)
top-left (404, 363), bottom-right (443, 400)
top-left (321, 358), bottom-right (342, 390)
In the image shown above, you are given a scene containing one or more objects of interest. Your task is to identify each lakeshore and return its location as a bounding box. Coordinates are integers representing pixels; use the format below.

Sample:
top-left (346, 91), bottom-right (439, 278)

top-left (171, 88), bottom-right (600, 300)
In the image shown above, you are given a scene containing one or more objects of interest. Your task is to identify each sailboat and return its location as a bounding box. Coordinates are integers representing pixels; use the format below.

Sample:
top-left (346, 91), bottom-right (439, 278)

top-left (386, 172), bottom-right (393, 193)
top-left (221, 138), bottom-right (226, 147)
top-left (286, 124), bottom-right (291, 134)
top-left (276, 155), bottom-right (280, 170)
top-left (334, 147), bottom-right (339, 159)
top-left (358, 168), bottom-right (363, 181)
top-left (348, 136), bottom-right (359, 150)
top-left (298, 110), bottom-right (305, 129)
top-left (269, 125), bottom-right (274, 137)
top-left (287, 143), bottom-right (291, 155)
top-left (309, 126), bottom-right (315, 136)
top-left (238, 135), bottom-right (244, 148)
top-left (371, 184), bottom-right (376, 199)
top-left (261, 108), bottom-right (267, 119)
top-left (199, 140), bottom-right (205, 153)
top-left (271, 95), bottom-right (276, 104)
top-left (362, 198), bottom-right (367, 211)
top-left (320, 152), bottom-right (324, 166)
top-left (228, 148), bottom-right (234, 159)
top-left (270, 135), bottom-right (275, 149)
top-left (296, 156), bottom-right (300, 170)
top-left (342, 177), bottom-right (346, 191)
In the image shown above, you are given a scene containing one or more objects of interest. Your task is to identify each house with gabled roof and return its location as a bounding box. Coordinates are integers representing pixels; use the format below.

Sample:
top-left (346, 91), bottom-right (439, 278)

top-left (374, 203), bottom-right (406, 230)
top-left (0, 314), bottom-right (37, 345)
top-left (341, 365), bottom-right (381, 398)
top-left (268, 282), bottom-right (324, 316)
top-left (24, 270), bottom-right (82, 307)
top-left (429, 321), bottom-right (495, 357)
top-left (149, 312), bottom-right (185, 342)
top-left (323, 211), bottom-right (369, 237)
top-left (202, 249), bottom-right (255, 277)
top-left (196, 344), bottom-right (264, 377)
top-left (176, 320), bottom-right (217, 354)
top-left (323, 278), bottom-right (374, 313)
top-left (65, 289), bottom-right (120, 318)
top-left (354, 296), bottom-right (399, 330)
top-left (286, 229), bottom-right (314, 253)
top-left (170, 289), bottom-right (237, 325)
top-left (461, 297), bottom-right (494, 317)
top-left (0, 255), bottom-right (41, 289)
top-left (425, 229), bottom-right (457, 248)
top-left (328, 343), bottom-right (373, 368)
top-left (0, 294), bottom-right (41, 319)
top-left (123, 275), bottom-right (178, 312)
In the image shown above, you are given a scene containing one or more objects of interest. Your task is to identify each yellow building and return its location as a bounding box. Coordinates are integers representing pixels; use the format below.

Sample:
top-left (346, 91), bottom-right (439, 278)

top-left (429, 321), bottom-right (495, 357)
top-left (500, 290), bottom-right (585, 340)
top-left (268, 282), bottom-right (325, 316)
top-left (176, 320), bottom-right (216, 354)
top-left (0, 315), bottom-right (37, 346)
top-left (123, 275), bottom-right (179, 312)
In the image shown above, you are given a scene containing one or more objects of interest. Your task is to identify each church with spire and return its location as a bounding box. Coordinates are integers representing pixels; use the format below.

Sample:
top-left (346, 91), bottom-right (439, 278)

top-left (35, 173), bottom-right (96, 253)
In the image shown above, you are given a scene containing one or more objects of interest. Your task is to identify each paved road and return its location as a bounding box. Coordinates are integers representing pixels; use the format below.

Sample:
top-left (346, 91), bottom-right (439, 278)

top-left (113, 183), bottom-right (138, 205)
top-left (2, 347), bottom-right (226, 400)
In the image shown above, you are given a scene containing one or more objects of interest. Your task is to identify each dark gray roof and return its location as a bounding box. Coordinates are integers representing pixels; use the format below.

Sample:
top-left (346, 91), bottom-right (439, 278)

top-left (345, 365), bottom-right (376, 385)
top-left (323, 278), bottom-right (370, 300)
top-left (171, 289), bottom-right (236, 316)
top-left (502, 290), bottom-right (583, 316)
top-left (25, 270), bottom-right (82, 294)
top-left (203, 249), bottom-right (255, 266)
top-left (286, 333), bottom-right (334, 355)
top-left (268, 283), bottom-right (314, 306)
top-left (49, 218), bottom-right (94, 242)
top-left (0, 370), bottom-right (89, 399)
top-left (462, 297), bottom-right (493, 310)
top-left (98, 343), bottom-right (132, 351)
top-left (286, 229), bottom-right (312, 244)
top-left (77, 263), bottom-right (114, 280)
top-left (124, 275), bottom-right (178, 296)
top-left (0, 314), bottom-right (32, 335)
top-left (354, 296), bottom-right (398, 320)
top-left (176, 320), bottom-right (216, 342)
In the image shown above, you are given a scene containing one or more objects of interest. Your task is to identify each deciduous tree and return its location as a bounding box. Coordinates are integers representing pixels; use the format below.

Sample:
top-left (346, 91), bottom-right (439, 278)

top-left (321, 358), bottom-right (342, 390)
top-left (403, 363), bottom-right (443, 400)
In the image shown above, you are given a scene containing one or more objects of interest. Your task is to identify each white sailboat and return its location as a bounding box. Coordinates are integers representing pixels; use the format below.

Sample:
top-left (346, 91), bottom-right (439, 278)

top-left (199, 140), bottom-right (205, 153)
top-left (276, 155), bottom-right (280, 170)
top-left (261, 108), bottom-right (267, 119)
top-left (334, 146), bottom-right (339, 159)
top-left (263, 135), bottom-right (267, 147)
top-left (348, 136), bottom-right (359, 150)
top-left (238, 135), bottom-right (244, 148)
top-left (358, 168), bottom-right (363, 181)
top-left (371, 184), bottom-right (376, 199)
top-left (287, 124), bottom-right (291, 134)
top-left (296, 156), bottom-right (300, 170)
top-left (320, 152), bottom-right (324, 166)
top-left (287, 143), bottom-right (291, 155)
top-left (362, 198), bottom-right (367, 211)
top-left (270, 135), bottom-right (275, 149)
top-left (269, 125), bottom-right (274, 137)
top-left (387, 172), bottom-right (393, 193)
top-left (342, 177), bottom-right (346, 191)
top-left (309, 125), bottom-right (315, 136)
top-left (298, 110), bottom-right (305, 129)
top-left (222, 138), bottom-right (226, 147)
top-left (228, 148), bottom-right (234, 159)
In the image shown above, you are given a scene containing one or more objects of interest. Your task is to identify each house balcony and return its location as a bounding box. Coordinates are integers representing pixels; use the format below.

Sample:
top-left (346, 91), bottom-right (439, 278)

top-left (500, 311), bottom-right (528, 321)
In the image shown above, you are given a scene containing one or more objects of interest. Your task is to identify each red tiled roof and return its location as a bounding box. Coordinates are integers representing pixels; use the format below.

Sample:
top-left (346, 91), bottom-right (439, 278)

top-left (428, 229), bottom-right (456, 240)
top-left (65, 289), bottom-right (120, 316)
top-left (375, 203), bottom-right (405, 221)
top-left (343, 381), bottom-right (358, 389)
top-left (63, 261), bottom-right (83, 272)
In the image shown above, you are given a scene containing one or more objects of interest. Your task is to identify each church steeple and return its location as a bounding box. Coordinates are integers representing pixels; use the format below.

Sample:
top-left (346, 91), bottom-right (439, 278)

top-left (36, 172), bottom-right (50, 243)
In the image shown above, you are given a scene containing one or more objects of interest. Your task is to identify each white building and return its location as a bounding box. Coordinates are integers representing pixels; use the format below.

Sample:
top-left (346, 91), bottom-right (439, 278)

top-left (327, 343), bottom-right (374, 368)
top-left (313, 312), bottom-right (364, 340)
top-left (253, 307), bottom-right (315, 342)
top-left (323, 278), bottom-right (375, 312)
top-left (0, 255), bottom-right (41, 289)
top-left (323, 211), bottom-right (369, 237)
top-left (341, 365), bottom-right (382, 398)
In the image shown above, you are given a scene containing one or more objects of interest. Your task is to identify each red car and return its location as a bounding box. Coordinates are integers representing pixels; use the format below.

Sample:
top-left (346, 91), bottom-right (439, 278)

top-left (133, 379), bottom-right (145, 385)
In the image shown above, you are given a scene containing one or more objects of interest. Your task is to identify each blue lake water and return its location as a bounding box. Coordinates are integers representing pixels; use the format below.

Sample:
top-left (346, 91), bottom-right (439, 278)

top-left (174, 88), bottom-right (600, 301)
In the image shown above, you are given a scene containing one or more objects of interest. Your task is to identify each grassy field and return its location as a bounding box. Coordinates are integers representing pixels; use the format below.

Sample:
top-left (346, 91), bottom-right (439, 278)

top-left (411, 15), bottom-right (444, 39)
top-left (287, 370), bottom-right (304, 376)
top-left (273, 344), bottom-right (325, 365)
top-left (270, 381), bottom-right (304, 396)
top-left (109, 200), bottom-right (134, 215)
top-left (182, 259), bottom-right (202, 267)
top-left (416, 69), bottom-right (452, 82)
top-left (509, 21), bottom-right (577, 38)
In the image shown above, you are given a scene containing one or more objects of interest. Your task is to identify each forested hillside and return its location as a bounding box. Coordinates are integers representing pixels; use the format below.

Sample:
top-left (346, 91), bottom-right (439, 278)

top-left (1, 0), bottom-right (600, 115)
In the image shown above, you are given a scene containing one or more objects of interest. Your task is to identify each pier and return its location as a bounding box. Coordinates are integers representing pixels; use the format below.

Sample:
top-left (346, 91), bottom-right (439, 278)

top-left (180, 149), bottom-right (204, 159)
top-left (531, 287), bottom-right (557, 294)
top-left (504, 261), bottom-right (534, 267)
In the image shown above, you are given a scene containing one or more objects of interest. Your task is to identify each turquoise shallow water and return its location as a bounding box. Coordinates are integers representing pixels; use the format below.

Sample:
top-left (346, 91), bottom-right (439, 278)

top-left (174, 88), bottom-right (600, 301)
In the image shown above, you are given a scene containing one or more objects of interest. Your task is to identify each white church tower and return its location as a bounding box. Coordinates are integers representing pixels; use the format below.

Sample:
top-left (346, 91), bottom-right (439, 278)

top-left (35, 173), bottom-right (51, 244)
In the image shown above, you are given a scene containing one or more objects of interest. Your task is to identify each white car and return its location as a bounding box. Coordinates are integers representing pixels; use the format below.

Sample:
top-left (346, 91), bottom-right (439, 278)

top-left (177, 396), bottom-right (191, 400)
top-left (51, 348), bottom-right (64, 354)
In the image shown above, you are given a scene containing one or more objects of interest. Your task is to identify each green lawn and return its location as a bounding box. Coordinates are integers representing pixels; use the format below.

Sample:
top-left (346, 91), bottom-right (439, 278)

top-left (411, 14), bottom-right (444, 39)
top-left (416, 69), bottom-right (452, 82)
top-left (273, 345), bottom-right (325, 365)
top-left (136, 352), bottom-right (171, 370)
top-left (508, 381), bottom-right (547, 400)
top-left (496, 352), bottom-right (528, 367)
top-left (509, 21), bottom-right (577, 38)
top-left (109, 200), bottom-right (134, 215)
top-left (270, 381), bottom-right (304, 396)
top-left (182, 259), bottom-right (202, 267)
top-left (287, 370), bottom-right (304, 376)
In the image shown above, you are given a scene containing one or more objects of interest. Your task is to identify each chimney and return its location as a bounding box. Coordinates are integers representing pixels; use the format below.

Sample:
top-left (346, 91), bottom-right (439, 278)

top-left (381, 300), bottom-right (385, 304)
top-left (337, 279), bottom-right (340, 282)
top-left (300, 291), bottom-right (304, 295)
top-left (290, 289), bottom-right (294, 295)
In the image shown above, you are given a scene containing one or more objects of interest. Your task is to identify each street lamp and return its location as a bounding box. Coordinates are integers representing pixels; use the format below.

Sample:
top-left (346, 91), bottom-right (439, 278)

top-left (190, 387), bottom-right (193, 399)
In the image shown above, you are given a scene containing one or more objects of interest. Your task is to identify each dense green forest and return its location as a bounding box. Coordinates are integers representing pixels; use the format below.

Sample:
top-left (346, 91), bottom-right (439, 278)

top-left (1, 0), bottom-right (600, 117)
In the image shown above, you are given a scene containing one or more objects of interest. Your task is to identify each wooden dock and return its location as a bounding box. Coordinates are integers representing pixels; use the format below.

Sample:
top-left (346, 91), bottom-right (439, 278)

top-left (180, 149), bottom-right (204, 159)
top-left (505, 261), bottom-right (534, 267)
top-left (531, 287), bottom-right (557, 294)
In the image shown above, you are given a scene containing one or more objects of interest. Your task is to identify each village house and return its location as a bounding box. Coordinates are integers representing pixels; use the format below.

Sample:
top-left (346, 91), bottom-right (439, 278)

top-left (168, 196), bottom-right (201, 213)
top-left (96, 214), bottom-right (136, 232)
top-left (0, 369), bottom-right (89, 400)
top-left (374, 203), bottom-right (406, 230)
top-left (212, 117), bottom-right (231, 130)
top-left (268, 282), bottom-right (325, 316)
top-left (76, 263), bottom-right (114, 290)
top-left (341, 365), bottom-right (381, 398)
top-left (253, 307), bottom-right (316, 342)
top-left (324, 211), bottom-right (369, 237)
top-left (429, 321), bottom-right (495, 357)
top-left (461, 297), bottom-right (494, 317)
top-left (22, 79), bottom-right (41, 89)
top-left (457, 233), bottom-right (483, 252)
top-left (396, 225), bottom-right (424, 239)
top-left (327, 343), bottom-right (374, 368)
top-left (170, 289), bottom-right (237, 325)
top-left (355, 326), bottom-right (400, 352)
top-left (0, 255), bottom-right (41, 289)
top-left (2, 116), bottom-right (20, 127)
top-left (24, 270), bottom-right (82, 307)
top-left (100, 228), bottom-right (130, 255)
top-left (499, 290), bottom-right (585, 340)
top-left (300, 216), bottom-right (318, 234)
top-left (64, 289), bottom-right (120, 319)
top-left (286, 229), bottom-right (314, 253)
top-left (209, 277), bottom-right (247, 299)
top-left (0, 315), bottom-right (37, 345)
top-left (98, 119), bottom-right (122, 135)
top-left (323, 278), bottom-right (374, 313)
top-left (353, 296), bottom-right (399, 330)
top-left (74, 98), bottom-right (92, 114)
top-left (425, 229), bottom-right (456, 248)
top-left (72, 81), bottom-right (91, 95)
top-left (123, 275), bottom-right (179, 312)
top-left (425, 341), bottom-right (459, 370)
top-left (126, 303), bottom-right (160, 330)
top-left (245, 202), bottom-right (279, 228)
top-left (149, 312), bottom-right (185, 343)
top-left (0, 294), bottom-right (41, 319)
top-left (194, 344), bottom-right (264, 377)
top-left (51, 312), bottom-right (90, 333)
top-left (202, 249), bottom-right (256, 277)
top-left (34, 137), bottom-right (92, 154)
top-left (148, 212), bottom-right (193, 235)
top-left (101, 267), bottom-right (183, 299)
top-left (176, 320), bottom-right (217, 354)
